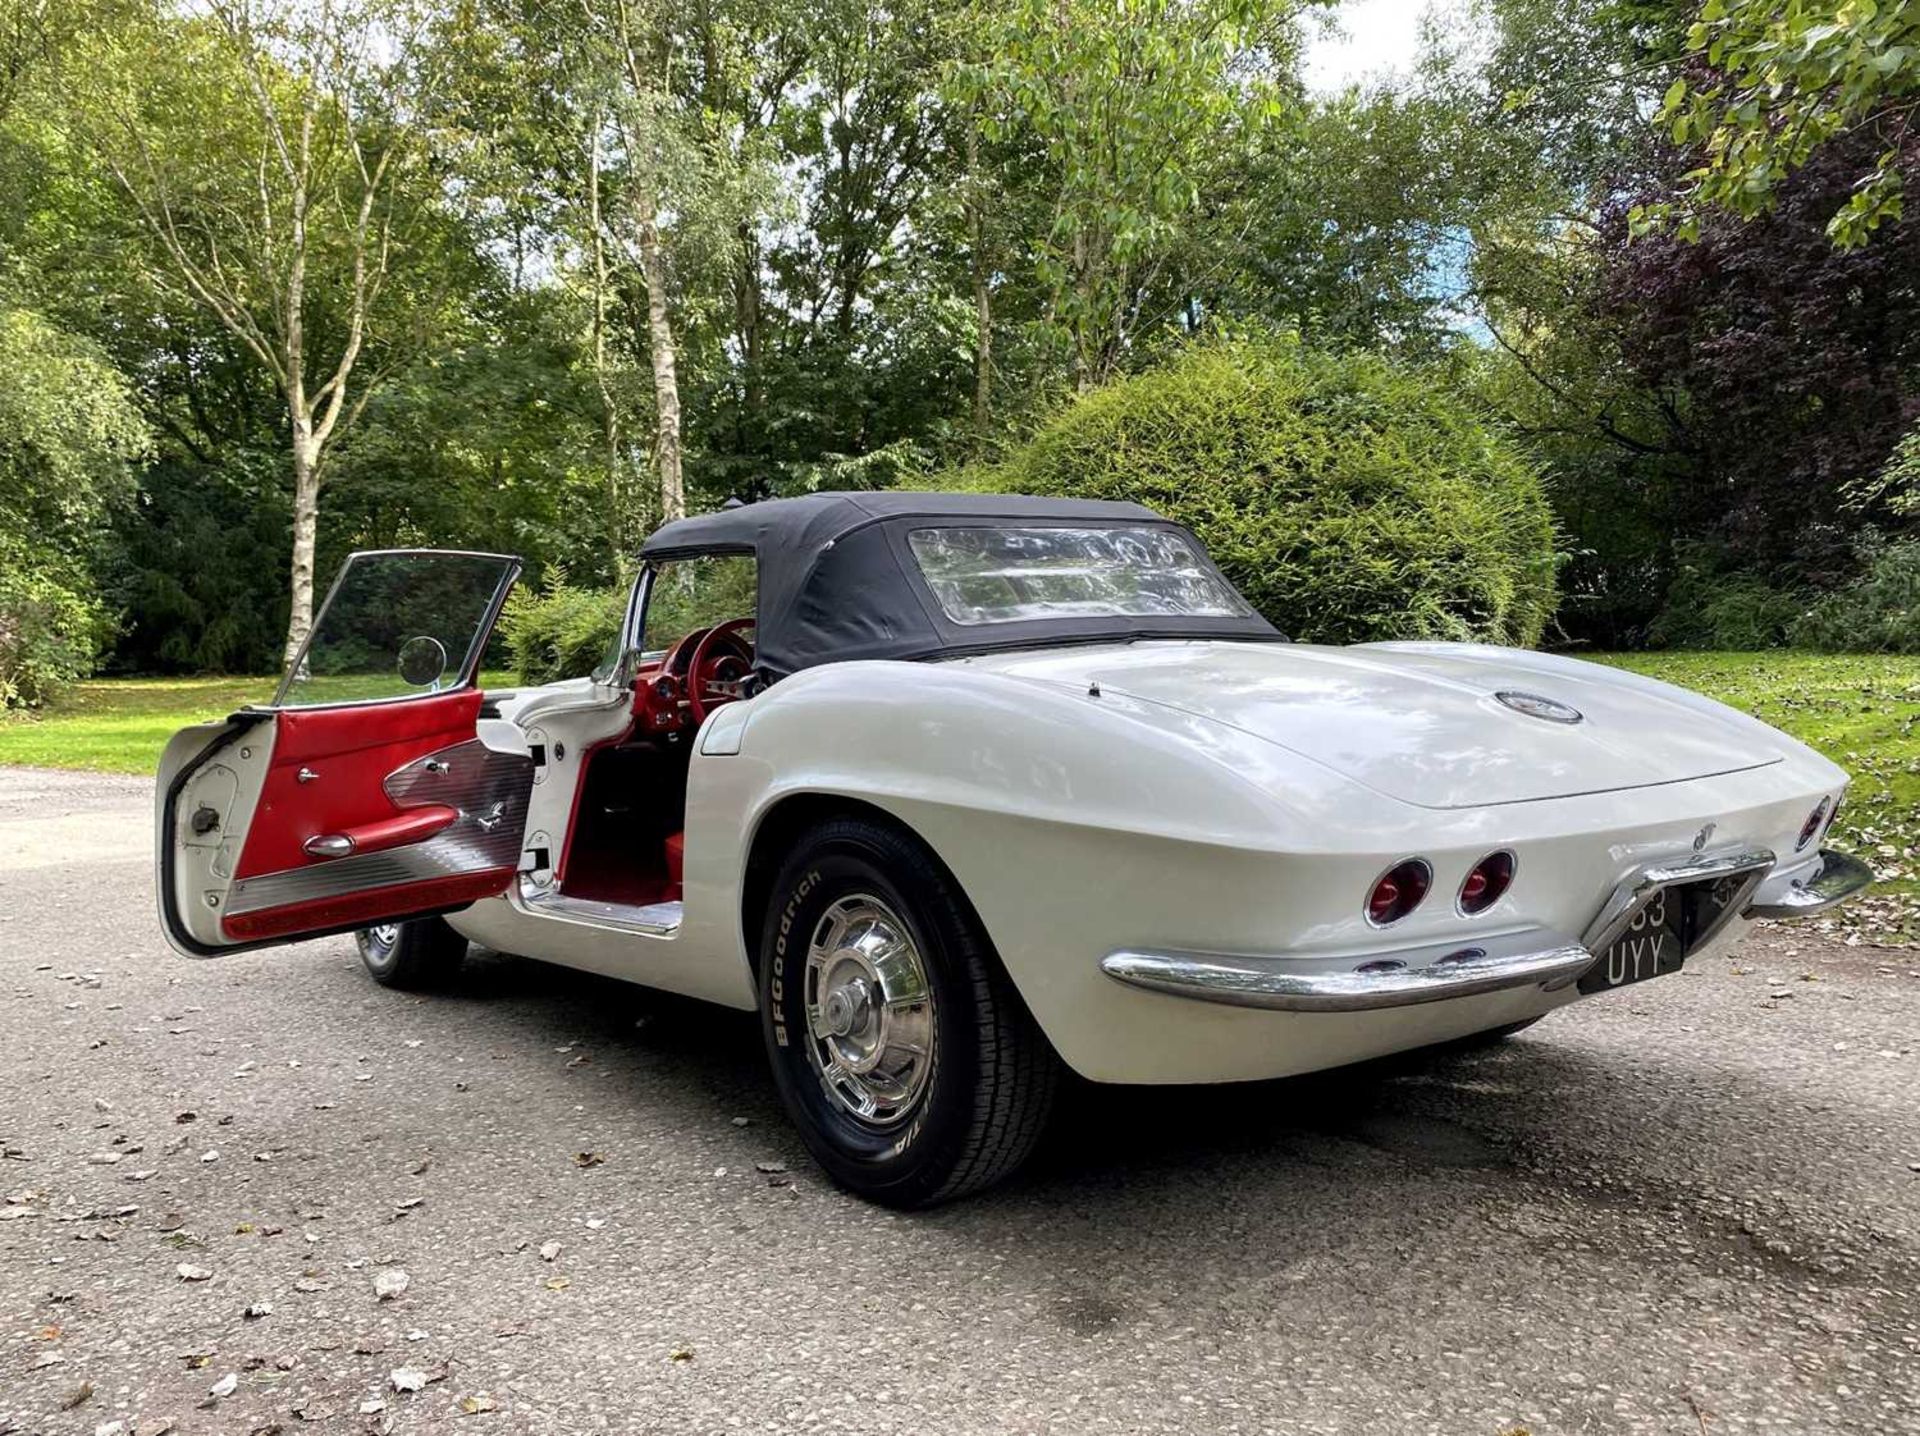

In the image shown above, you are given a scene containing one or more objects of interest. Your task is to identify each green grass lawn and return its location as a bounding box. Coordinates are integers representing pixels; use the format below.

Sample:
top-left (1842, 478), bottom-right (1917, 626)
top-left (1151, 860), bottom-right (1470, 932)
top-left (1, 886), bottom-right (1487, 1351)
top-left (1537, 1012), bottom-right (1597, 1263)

top-left (5, 653), bottom-right (1917, 920)
top-left (0, 673), bottom-right (513, 774)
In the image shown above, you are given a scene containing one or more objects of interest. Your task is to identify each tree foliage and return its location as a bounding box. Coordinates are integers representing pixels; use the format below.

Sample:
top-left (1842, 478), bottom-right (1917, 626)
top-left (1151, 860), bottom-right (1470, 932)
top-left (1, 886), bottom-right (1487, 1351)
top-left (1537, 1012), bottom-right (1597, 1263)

top-left (1645, 0), bottom-right (1920, 247)
top-left (970, 337), bottom-right (1558, 646)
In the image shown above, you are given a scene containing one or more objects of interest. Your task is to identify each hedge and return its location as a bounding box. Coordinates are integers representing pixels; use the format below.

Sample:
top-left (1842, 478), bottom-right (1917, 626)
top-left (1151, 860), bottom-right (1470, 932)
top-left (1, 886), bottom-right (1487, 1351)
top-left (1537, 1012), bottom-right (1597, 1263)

top-left (959, 337), bottom-right (1558, 647)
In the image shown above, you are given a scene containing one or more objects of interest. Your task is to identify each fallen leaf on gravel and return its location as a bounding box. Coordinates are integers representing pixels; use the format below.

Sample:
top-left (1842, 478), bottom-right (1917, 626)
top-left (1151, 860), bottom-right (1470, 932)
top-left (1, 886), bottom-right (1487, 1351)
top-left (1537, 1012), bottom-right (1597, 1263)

top-left (176, 1263), bottom-right (212, 1282)
top-left (126, 1170), bottom-right (157, 1182)
top-left (87, 1152), bottom-right (123, 1165)
top-left (358, 1400), bottom-right (385, 1415)
top-left (457, 1394), bottom-right (497, 1415)
top-left (538, 1241), bottom-right (561, 1262)
top-left (206, 1372), bottom-right (237, 1399)
top-left (199, 1151), bottom-right (219, 1164)
top-left (669, 1347), bottom-right (693, 1363)
top-left (373, 1268), bottom-right (410, 1300)
top-left (395, 1197), bottom-right (424, 1210)
top-left (389, 1367), bottom-right (429, 1393)
top-left (584, 1217), bottom-right (605, 1230)
top-left (61, 1381), bottom-right (94, 1409)
top-left (174, 1112), bottom-right (196, 1124)
top-left (156, 1214), bottom-right (186, 1232)
top-left (543, 1276), bottom-right (570, 1291)
top-left (242, 1302), bottom-right (272, 1319)
top-left (93, 1097), bottom-right (111, 1112)
top-left (572, 1151), bottom-right (603, 1168)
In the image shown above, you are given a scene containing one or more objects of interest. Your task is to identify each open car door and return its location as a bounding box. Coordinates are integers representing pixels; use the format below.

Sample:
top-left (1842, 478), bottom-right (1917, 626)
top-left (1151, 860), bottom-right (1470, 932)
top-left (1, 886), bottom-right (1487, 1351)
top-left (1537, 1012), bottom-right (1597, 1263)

top-left (156, 550), bottom-right (534, 956)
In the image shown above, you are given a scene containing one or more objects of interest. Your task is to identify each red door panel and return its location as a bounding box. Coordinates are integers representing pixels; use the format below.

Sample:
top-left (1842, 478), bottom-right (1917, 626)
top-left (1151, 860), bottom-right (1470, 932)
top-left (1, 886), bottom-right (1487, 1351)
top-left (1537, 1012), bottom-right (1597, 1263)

top-left (217, 688), bottom-right (533, 944)
top-left (236, 689), bottom-right (483, 878)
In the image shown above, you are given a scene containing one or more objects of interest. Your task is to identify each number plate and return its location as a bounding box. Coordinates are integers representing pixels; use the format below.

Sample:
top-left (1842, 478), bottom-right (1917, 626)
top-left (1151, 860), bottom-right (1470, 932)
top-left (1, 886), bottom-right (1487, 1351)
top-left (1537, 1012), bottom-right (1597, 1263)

top-left (1580, 877), bottom-right (1744, 995)
top-left (1582, 889), bottom-right (1684, 992)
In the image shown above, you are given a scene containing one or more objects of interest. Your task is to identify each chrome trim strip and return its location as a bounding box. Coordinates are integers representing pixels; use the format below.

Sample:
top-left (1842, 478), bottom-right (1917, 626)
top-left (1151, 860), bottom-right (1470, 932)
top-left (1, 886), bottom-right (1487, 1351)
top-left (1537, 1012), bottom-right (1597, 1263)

top-left (1580, 845), bottom-right (1775, 954)
top-left (1100, 939), bottom-right (1594, 1013)
top-left (1745, 847), bottom-right (1873, 920)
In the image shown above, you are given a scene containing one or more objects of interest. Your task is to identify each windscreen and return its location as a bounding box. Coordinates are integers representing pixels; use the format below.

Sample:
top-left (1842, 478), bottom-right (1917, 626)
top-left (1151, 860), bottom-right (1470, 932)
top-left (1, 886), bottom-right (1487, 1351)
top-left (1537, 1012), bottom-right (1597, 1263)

top-left (906, 525), bottom-right (1253, 626)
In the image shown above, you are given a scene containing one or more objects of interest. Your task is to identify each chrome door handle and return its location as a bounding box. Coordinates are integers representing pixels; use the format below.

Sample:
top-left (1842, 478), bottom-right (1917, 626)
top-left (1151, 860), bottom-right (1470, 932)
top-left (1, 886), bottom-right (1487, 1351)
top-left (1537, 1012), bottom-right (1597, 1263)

top-left (296, 767), bottom-right (320, 784)
top-left (423, 759), bottom-right (451, 775)
top-left (303, 834), bottom-right (355, 859)
top-left (473, 800), bottom-right (506, 832)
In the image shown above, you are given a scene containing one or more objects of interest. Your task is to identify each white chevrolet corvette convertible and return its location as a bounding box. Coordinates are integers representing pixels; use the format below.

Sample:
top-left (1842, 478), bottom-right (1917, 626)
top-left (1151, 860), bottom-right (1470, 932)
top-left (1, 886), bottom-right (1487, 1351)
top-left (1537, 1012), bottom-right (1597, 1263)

top-left (156, 492), bottom-right (1870, 1206)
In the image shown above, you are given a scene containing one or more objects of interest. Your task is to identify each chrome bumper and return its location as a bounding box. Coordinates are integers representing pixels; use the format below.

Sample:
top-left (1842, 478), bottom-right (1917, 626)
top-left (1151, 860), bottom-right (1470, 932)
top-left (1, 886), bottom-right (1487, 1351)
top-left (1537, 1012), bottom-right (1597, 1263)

top-left (1100, 843), bottom-right (1871, 1015)
top-left (1100, 939), bottom-right (1595, 1013)
top-left (1745, 847), bottom-right (1874, 919)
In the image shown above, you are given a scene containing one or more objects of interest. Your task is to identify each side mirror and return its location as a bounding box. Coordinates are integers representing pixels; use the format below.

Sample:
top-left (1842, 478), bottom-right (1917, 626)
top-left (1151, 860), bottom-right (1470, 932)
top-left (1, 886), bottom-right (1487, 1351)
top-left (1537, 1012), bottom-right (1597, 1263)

top-left (396, 635), bottom-right (448, 689)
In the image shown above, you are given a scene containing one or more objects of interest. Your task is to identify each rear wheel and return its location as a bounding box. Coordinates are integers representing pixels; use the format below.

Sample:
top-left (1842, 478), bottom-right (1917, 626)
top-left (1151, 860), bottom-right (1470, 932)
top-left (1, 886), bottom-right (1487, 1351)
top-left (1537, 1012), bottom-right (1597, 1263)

top-left (355, 916), bottom-right (467, 990)
top-left (757, 816), bottom-right (1058, 1208)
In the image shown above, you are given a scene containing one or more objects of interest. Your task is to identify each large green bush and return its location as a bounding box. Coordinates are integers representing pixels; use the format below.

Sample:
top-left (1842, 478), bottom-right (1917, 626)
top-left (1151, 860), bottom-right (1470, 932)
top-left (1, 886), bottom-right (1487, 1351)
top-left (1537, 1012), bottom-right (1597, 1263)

top-left (960, 338), bottom-right (1558, 646)
top-left (0, 308), bottom-right (148, 705)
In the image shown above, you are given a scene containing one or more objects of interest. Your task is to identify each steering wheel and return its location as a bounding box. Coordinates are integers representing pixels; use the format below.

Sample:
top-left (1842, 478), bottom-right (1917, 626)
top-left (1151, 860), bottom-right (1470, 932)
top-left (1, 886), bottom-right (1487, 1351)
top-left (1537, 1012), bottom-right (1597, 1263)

top-left (684, 617), bottom-right (757, 726)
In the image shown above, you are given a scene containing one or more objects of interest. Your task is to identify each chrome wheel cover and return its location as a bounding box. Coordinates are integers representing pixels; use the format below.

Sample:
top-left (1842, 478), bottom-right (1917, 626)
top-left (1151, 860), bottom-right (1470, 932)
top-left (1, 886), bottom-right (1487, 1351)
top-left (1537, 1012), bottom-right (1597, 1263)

top-left (367, 924), bottom-right (401, 950)
top-left (802, 894), bottom-right (935, 1127)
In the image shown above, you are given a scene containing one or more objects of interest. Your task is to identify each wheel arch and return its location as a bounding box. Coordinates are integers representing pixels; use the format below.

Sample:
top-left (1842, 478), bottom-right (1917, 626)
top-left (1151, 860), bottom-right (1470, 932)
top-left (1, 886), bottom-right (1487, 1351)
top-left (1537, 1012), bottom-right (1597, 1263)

top-left (737, 790), bottom-right (978, 981)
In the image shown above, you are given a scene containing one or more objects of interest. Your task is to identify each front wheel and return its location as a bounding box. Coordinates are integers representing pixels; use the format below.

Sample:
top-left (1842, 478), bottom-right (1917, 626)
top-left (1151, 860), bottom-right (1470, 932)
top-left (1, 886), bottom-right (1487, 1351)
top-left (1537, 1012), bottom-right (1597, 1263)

top-left (355, 916), bottom-right (468, 990)
top-left (758, 816), bottom-right (1058, 1208)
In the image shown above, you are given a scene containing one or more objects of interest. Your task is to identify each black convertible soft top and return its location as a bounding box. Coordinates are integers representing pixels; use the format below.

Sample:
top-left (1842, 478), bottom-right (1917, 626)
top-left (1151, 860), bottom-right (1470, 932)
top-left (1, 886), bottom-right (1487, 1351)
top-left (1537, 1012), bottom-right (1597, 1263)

top-left (639, 490), bottom-right (1281, 677)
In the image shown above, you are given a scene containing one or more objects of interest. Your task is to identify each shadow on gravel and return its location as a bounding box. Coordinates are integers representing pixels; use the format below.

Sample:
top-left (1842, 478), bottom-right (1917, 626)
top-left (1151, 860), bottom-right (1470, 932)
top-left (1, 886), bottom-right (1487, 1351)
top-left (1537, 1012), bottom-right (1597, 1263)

top-left (438, 946), bottom-right (1605, 1198)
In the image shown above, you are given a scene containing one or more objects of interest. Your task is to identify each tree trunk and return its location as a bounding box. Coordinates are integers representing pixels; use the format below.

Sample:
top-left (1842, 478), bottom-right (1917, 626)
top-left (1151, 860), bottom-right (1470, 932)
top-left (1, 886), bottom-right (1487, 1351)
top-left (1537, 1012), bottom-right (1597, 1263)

top-left (634, 180), bottom-right (684, 523)
top-left (587, 113), bottom-right (630, 564)
top-left (967, 129), bottom-right (992, 451)
top-left (283, 421), bottom-right (320, 670)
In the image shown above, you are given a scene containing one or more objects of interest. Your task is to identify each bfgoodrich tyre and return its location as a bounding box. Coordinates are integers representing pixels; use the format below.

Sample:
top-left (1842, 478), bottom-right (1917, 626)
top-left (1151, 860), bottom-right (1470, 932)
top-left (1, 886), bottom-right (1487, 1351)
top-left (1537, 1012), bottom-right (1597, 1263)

top-left (758, 816), bottom-right (1058, 1208)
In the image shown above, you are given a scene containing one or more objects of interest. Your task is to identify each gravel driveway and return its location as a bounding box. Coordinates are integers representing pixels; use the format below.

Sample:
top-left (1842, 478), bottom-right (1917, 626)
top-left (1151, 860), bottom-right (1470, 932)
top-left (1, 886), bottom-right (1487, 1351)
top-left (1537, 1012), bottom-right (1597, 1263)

top-left (2, 767), bottom-right (1916, 1435)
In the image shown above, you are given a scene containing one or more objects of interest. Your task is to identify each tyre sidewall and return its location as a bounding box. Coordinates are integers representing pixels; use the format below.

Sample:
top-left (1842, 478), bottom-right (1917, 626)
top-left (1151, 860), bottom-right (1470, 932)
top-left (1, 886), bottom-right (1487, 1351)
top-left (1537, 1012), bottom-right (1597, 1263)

top-left (356, 925), bottom-right (402, 981)
top-left (759, 830), bottom-right (980, 1204)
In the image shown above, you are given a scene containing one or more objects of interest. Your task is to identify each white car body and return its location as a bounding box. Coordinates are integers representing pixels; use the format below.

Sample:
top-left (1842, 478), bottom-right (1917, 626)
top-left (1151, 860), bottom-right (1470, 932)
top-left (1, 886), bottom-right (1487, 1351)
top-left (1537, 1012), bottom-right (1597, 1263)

top-left (155, 494), bottom-right (1868, 1199)
top-left (438, 637), bottom-right (1852, 1083)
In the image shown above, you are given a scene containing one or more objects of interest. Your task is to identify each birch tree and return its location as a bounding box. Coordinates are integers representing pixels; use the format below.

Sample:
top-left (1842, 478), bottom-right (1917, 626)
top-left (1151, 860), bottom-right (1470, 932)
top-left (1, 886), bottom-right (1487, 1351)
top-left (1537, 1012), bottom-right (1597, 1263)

top-left (571, 0), bottom-right (687, 524)
top-left (69, 0), bottom-right (441, 667)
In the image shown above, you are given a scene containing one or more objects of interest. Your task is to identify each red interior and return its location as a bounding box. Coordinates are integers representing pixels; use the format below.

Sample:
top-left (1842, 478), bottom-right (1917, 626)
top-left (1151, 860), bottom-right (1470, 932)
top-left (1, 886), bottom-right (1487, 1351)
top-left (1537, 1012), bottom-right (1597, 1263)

top-left (235, 689), bottom-right (484, 879)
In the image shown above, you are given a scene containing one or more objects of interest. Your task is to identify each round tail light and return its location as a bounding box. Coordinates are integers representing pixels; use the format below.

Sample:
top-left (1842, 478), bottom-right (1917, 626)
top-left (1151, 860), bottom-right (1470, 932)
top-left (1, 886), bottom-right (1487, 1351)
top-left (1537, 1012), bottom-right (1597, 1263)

top-left (1458, 850), bottom-right (1516, 915)
top-left (1366, 859), bottom-right (1432, 927)
top-left (1796, 797), bottom-right (1831, 852)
